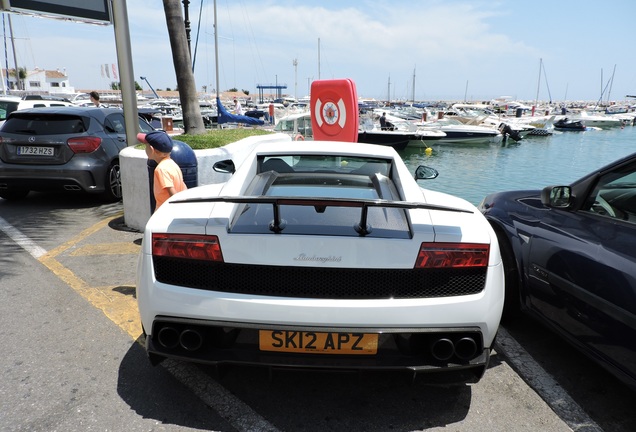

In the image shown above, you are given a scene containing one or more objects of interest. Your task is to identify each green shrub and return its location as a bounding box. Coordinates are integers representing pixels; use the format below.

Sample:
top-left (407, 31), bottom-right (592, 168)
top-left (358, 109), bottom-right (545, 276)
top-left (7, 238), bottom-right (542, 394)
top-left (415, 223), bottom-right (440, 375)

top-left (173, 129), bottom-right (273, 150)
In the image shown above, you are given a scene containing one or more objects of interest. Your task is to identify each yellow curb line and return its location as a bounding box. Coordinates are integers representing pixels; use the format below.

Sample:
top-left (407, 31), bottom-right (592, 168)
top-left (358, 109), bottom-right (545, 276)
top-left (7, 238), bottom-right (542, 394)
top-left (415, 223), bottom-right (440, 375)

top-left (38, 213), bottom-right (143, 341)
top-left (69, 242), bottom-right (141, 256)
top-left (43, 214), bottom-right (118, 258)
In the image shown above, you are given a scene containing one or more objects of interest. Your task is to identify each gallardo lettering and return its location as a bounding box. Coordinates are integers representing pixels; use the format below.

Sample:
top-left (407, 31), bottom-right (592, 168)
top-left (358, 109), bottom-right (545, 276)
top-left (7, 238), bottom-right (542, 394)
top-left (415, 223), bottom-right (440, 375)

top-left (293, 253), bottom-right (342, 264)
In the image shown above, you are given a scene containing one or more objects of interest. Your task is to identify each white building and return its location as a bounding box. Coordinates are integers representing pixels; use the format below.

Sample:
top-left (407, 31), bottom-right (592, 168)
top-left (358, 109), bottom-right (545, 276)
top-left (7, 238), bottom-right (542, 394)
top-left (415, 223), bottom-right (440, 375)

top-left (3, 67), bottom-right (76, 94)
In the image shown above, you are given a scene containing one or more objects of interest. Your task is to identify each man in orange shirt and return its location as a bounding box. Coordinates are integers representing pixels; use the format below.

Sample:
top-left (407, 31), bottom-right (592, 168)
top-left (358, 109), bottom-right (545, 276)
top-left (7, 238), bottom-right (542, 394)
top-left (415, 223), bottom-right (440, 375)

top-left (138, 131), bottom-right (187, 212)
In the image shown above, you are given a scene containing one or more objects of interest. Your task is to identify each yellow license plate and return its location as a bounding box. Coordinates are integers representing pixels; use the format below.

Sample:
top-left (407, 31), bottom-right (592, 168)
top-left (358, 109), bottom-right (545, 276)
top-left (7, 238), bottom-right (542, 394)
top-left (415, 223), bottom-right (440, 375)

top-left (259, 330), bottom-right (378, 355)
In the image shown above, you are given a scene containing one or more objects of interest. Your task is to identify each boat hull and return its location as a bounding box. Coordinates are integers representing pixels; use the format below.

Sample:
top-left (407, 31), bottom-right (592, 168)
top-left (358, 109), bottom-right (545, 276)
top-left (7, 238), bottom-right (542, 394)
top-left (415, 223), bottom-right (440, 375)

top-left (357, 131), bottom-right (411, 150)
top-left (430, 130), bottom-right (502, 144)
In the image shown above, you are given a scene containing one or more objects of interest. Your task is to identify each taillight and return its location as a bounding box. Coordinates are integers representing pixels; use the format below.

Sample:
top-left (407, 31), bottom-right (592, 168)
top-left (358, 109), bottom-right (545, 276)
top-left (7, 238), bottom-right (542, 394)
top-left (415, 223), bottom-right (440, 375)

top-left (152, 233), bottom-right (224, 261)
top-left (68, 136), bottom-right (101, 153)
top-left (415, 242), bottom-right (489, 268)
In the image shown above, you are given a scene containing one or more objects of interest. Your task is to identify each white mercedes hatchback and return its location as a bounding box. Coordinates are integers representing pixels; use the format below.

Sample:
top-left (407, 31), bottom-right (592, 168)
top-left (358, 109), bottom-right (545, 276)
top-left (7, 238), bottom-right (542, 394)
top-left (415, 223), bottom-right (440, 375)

top-left (136, 139), bottom-right (504, 384)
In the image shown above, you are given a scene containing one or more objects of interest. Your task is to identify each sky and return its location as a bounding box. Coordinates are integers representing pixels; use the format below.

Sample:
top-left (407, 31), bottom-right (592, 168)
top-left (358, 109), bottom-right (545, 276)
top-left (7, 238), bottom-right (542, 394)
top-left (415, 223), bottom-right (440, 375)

top-left (5, 0), bottom-right (636, 103)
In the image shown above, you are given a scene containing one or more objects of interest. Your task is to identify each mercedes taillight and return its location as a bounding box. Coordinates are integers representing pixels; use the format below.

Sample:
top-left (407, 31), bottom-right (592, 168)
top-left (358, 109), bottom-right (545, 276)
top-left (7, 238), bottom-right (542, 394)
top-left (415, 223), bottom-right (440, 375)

top-left (68, 136), bottom-right (101, 153)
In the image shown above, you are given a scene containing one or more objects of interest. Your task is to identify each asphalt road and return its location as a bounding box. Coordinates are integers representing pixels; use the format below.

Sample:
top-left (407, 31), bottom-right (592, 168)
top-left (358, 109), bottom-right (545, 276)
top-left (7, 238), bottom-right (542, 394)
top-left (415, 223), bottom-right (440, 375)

top-left (1, 193), bottom-right (634, 432)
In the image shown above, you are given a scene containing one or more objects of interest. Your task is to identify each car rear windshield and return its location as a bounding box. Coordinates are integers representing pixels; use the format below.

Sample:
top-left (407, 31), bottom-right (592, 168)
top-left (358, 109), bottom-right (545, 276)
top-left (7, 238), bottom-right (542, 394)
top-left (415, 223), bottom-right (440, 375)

top-left (2, 114), bottom-right (89, 135)
top-left (228, 154), bottom-right (411, 238)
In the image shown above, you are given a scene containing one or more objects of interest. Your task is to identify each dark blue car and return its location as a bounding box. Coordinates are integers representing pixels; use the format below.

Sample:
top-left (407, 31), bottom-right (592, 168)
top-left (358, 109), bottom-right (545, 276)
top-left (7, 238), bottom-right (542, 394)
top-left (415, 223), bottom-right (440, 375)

top-left (479, 152), bottom-right (636, 392)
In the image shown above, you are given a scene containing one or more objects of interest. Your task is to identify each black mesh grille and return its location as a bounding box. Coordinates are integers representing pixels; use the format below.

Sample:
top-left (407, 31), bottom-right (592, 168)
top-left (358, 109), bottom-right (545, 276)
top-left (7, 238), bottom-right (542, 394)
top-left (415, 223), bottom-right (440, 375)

top-left (153, 257), bottom-right (486, 299)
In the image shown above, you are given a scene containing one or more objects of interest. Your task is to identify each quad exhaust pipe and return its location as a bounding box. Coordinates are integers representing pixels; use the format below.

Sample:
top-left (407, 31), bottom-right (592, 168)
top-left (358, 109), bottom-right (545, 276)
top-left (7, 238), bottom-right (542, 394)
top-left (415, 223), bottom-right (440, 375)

top-left (431, 336), bottom-right (477, 361)
top-left (157, 326), bottom-right (204, 352)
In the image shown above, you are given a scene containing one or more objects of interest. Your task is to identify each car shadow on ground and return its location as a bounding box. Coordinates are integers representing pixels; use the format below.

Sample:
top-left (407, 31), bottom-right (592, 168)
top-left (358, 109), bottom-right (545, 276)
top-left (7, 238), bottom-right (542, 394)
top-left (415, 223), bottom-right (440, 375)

top-left (0, 191), bottom-right (125, 243)
top-left (0, 191), bottom-right (123, 218)
top-left (117, 336), bottom-right (478, 431)
top-left (116, 338), bottom-right (233, 431)
top-left (209, 364), bottom-right (473, 431)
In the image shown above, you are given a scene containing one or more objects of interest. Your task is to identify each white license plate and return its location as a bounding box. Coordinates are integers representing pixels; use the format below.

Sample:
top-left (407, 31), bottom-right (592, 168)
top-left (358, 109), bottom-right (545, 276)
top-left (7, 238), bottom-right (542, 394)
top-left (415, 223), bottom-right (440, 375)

top-left (18, 146), bottom-right (54, 156)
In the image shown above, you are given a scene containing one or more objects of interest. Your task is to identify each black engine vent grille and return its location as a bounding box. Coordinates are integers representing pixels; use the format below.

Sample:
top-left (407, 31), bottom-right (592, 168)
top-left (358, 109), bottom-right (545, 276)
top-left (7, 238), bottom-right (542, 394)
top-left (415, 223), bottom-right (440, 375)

top-left (153, 257), bottom-right (487, 299)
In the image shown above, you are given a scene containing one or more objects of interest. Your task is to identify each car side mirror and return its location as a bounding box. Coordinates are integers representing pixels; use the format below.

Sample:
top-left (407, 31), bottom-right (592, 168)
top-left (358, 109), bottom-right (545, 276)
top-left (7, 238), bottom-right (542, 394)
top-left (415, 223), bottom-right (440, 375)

top-left (213, 159), bottom-right (236, 174)
top-left (541, 185), bottom-right (572, 208)
top-left (414, 165), bottom-right (439, 180)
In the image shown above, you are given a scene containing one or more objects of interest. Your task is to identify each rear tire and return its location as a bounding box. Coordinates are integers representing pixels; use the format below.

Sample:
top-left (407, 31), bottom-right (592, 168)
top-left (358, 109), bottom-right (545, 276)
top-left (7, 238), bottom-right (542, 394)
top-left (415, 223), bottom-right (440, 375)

top-left (0, 189), bottom-right (30, 200)
top-left (102, 160), bottom-right (122, 202)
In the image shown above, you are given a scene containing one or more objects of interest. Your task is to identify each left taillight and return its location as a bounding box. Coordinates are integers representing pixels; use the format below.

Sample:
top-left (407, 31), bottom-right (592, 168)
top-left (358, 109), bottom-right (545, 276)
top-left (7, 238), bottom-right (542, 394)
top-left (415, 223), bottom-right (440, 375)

top-left (68, 136), bottom-right (101, 153)
top-left (415, 242), bottom-right (489, 268)
top-left (152, 233), bottom-right (224, 262)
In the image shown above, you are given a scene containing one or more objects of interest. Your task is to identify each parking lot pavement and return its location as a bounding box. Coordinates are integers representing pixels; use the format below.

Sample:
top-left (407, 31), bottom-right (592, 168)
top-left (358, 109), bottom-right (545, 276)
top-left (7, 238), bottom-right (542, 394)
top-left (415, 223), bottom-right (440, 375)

top-left (37, 213), bottom-right (144, 340)
top-left (26, 212), bottom-right (593, 432)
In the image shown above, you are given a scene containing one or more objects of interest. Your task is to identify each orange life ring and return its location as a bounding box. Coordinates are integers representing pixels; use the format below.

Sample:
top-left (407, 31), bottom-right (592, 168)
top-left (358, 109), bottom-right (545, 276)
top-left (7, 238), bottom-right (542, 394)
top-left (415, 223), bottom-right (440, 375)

top-left (295, 134), bottom-right (305, 141)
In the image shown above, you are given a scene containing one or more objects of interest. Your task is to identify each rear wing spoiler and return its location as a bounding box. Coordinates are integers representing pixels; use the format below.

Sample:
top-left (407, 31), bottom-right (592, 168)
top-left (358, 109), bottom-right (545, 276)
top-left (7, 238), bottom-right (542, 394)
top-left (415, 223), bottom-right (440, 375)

top-left (171, 196), bottom-right (472, 236)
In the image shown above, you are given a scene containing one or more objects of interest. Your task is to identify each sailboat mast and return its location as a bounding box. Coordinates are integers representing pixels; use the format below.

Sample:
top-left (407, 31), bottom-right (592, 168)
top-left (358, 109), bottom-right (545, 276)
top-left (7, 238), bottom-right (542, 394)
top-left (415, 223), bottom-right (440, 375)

top-left (214, 0), bottom-right (219, 99)
top-left (1, 14), bottom-right (7, 94)
top-left (607, 64), bottom-right (616, 104)
top-left (412, 66), bottom-right (416, 103)
top-left (317, 38), bottom-right (320, 80)
top-left (534, 58), bottom-right (542, 114)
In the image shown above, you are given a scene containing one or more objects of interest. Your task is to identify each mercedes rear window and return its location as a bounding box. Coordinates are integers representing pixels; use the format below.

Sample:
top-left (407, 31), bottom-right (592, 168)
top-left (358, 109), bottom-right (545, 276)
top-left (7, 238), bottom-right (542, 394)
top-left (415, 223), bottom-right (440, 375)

top-left (2, 114), bottom-right (89, 135)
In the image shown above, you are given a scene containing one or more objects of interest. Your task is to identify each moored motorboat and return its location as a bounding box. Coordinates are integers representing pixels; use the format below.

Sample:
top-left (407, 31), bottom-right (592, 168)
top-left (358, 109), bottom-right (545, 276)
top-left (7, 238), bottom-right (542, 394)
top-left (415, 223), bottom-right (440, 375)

top-left (440, 104), bottom-right (553, 139)
top-left (570, 111), bottom-right (623, 128)
top-left (417, 118), bottom-right (502, 144)
top-left (357, 112), bottom-right (421, 150)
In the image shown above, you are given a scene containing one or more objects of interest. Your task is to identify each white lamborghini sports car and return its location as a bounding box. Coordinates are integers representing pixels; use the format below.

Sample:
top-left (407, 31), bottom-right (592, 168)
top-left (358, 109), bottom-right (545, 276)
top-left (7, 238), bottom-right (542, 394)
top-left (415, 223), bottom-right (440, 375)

top-left (136, 139), bottom-right (503, 384)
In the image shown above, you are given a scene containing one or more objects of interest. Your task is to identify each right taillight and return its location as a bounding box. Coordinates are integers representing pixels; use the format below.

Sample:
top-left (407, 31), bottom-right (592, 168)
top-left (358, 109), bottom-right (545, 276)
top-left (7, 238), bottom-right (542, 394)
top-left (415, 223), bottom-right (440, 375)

top-left (68, 136), bottom-right (101, 153)
top-left (415, 242), bottom-right (489, 268)
top-left (152, 233), bottom-right (224, 262)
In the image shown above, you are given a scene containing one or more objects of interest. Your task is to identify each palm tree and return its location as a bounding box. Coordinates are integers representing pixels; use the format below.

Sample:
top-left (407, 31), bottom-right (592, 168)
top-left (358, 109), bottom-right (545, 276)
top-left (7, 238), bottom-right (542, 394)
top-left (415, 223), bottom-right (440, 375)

top-left (162, 0), bottom-right (205, 135)
top-left (8, 67), bottom-right (26, 90)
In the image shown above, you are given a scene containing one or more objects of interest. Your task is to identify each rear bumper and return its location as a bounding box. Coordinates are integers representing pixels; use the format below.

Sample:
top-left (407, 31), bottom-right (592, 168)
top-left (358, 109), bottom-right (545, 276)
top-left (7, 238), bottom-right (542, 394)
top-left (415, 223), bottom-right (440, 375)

top-left (146, 316), bottom-right (491, 382)
top-left (0, 160), bottom-right (108, 193)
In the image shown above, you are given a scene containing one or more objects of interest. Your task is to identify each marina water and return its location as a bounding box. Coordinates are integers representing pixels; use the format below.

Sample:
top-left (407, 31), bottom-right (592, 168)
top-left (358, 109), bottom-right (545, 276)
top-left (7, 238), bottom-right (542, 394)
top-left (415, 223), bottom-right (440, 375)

top-left (399, 125), bottom-right (636, 206)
